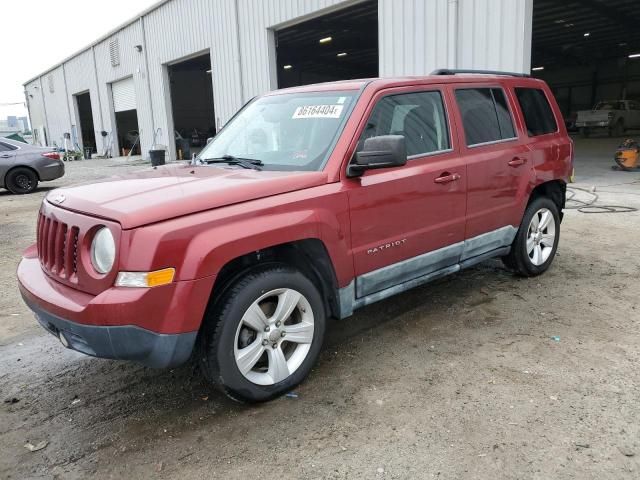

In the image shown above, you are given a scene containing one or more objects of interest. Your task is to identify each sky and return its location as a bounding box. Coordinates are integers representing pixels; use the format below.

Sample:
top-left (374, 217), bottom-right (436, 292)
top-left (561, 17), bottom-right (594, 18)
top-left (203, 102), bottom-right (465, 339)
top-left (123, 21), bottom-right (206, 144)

top-left (0, 0), bottom-right (157, 121)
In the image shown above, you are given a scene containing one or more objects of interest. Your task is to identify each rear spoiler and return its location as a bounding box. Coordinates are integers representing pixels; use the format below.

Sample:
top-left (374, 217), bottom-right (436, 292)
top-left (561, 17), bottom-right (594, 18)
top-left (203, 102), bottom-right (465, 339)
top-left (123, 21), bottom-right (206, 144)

top-left (430, 69), bottom-right (531, 78)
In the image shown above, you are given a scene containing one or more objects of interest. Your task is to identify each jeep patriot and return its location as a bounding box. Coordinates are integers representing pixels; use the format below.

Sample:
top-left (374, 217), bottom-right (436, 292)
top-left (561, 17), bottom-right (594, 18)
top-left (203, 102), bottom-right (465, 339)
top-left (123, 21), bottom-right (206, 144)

top-left (18, 70), bottom-right (573, 402)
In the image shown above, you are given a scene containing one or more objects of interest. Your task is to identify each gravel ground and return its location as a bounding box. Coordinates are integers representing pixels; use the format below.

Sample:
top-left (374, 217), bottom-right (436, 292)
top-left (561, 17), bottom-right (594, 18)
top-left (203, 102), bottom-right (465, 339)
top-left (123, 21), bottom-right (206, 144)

top-left (1, 139), bottom-right (639, 479)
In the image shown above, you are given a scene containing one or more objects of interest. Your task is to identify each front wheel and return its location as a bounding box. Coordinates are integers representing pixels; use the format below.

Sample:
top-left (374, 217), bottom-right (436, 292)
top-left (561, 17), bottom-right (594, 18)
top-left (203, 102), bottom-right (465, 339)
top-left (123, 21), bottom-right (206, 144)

top-left (502, 197), bottom-right (560, 276)
top-left (198, 265), bottom-right (326, 402)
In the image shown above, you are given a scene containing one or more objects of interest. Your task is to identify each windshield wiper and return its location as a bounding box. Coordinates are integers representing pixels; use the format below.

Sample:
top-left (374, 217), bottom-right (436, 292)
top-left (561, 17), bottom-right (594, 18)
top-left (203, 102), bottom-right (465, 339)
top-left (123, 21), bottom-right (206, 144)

top-left (199, 154), bottom-right (263, 171)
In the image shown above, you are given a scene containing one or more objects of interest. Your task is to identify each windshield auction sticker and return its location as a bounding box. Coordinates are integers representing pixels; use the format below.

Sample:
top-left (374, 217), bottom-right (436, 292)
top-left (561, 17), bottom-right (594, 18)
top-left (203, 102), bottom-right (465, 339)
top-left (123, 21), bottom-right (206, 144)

top-left (292, 104), bottom-right (344, 119)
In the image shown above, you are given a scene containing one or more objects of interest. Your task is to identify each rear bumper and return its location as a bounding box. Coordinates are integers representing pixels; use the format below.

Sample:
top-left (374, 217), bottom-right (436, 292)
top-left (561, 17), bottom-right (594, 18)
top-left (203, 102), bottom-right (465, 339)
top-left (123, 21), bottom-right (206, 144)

top-left (38, 161), bottom-right (65, 181)
top-left (25, 297), bottom-right (196, 368)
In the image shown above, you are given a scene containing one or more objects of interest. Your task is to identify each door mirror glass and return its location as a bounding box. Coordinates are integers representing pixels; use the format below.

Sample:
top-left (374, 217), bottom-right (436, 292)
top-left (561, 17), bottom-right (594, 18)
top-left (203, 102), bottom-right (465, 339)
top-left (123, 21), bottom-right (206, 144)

top-left (348, 135), bottom-right (407, 177)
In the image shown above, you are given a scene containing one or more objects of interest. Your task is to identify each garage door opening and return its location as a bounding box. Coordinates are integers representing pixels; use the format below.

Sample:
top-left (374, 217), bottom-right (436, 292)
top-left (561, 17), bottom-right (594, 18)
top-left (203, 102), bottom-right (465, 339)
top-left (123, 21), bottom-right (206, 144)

top-left (531, 1), bottom-right (640, 136)
top-left (114, 110), bottom-right (140, 155)
top-left (75, 92), bottom-right (96, 153)
top-left (168, 53), bottom-right (215, 159)
top-left (111, 77), bottom-right (140, 156)
top-left (275, 0), bottom-right (378, 89)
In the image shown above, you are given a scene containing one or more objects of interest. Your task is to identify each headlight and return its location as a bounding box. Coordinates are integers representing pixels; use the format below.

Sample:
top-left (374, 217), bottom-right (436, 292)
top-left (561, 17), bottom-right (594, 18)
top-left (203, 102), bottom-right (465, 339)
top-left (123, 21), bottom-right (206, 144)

top-left (90, 227), bottom-right (115, 274)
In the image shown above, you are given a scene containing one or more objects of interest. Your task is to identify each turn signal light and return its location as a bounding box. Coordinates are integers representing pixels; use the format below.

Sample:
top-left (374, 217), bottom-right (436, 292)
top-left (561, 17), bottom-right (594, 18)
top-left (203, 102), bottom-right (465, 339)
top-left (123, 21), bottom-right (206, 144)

top-left (115, 268), bottom-right (175, 288)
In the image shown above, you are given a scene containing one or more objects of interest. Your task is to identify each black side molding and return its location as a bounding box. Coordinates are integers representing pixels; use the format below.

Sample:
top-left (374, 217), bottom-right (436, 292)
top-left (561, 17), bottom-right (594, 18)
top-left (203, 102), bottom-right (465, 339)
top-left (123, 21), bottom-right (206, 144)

top-left (430, 69), bottom-right (531, 78)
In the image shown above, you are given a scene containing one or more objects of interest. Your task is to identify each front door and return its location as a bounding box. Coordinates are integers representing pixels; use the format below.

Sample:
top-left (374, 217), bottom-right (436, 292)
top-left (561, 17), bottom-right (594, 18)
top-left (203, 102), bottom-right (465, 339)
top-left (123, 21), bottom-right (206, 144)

top-left (345, 87), bottom-right (467, 298)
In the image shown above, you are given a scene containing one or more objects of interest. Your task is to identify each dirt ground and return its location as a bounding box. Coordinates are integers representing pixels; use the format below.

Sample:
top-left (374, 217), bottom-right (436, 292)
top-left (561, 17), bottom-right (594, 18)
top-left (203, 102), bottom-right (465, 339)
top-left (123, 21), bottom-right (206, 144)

top-left (1, 139), bottom-right (639, 479)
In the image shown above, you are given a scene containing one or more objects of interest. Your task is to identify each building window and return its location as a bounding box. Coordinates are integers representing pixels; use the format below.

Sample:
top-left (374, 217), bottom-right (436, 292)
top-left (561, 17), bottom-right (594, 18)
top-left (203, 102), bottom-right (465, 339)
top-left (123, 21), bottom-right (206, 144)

top-left (455, 88), bottom-right (516, 146)
top-left (358, 91), bottom-right (450, 157)
top-left (515, 88), bottom-right (558, 136)
top-left (109, 38), bottom-right (120, 67)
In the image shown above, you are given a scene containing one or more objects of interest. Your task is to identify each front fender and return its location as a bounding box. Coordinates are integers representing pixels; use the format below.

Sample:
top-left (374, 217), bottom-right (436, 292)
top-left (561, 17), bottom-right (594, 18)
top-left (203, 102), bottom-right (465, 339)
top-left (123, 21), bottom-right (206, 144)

top-left (119, 184), bottom-right (353, 287)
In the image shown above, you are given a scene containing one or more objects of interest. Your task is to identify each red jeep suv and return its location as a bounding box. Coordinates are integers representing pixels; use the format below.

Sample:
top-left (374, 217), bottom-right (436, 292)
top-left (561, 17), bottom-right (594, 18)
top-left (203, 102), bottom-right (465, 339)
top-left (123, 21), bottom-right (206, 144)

top-left (18, 70), bottom-right (573, 402)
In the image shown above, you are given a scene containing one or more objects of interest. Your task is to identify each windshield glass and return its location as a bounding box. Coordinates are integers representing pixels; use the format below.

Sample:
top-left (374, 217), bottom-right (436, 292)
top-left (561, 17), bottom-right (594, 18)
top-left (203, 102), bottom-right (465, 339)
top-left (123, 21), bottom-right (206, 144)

top-left (198, 91), bottom-right (357, 171)
top-left (595, 101), bottom-right (624, 110)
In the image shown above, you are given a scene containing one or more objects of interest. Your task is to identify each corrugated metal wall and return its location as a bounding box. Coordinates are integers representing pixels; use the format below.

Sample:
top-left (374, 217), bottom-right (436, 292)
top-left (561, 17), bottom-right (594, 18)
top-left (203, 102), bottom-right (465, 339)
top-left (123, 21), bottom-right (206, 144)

top-left (236, 0), bottom-right (354, 99)
top-left (458, 0), bottom-right (533, 73)
top-left (64, 49), bottom-right (103, 148)
top-left (92, 21), bottom-right (155, 155)
top-left (23, 0), bottom-right (532, 156)
top-left (40, 67), bottom-right (72, 148)
top-left (143, 0), bottom-right (243, 157)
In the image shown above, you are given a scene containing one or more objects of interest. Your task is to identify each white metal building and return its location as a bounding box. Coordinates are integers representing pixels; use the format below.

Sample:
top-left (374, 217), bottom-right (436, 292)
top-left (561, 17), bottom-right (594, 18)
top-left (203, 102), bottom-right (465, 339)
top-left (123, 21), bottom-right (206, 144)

top-left (23, 0), bottom-right (535, 160)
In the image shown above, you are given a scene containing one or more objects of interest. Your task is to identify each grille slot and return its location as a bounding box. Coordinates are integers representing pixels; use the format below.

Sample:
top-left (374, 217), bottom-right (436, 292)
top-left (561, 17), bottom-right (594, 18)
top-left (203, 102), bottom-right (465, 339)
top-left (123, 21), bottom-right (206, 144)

top-left (37, 212), bottom-right (79, 282)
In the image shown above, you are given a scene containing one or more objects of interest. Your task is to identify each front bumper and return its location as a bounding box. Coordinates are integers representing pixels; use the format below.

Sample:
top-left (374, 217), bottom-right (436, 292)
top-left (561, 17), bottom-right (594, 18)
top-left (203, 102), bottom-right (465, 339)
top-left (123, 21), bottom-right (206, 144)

top-left (17, 248), bottom-right (215, 368)
top-left (26, 297), bottom-right (196, 368)
top-left (575, 121), bottom-right (611, 128)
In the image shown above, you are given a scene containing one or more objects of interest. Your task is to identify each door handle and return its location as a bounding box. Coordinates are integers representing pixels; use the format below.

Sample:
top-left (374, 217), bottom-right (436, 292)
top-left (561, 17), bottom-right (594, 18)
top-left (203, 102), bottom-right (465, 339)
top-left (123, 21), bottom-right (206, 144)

top-left (434, 172), bottom-right (461, 184)
top-left (508, 157), bottom-right (527, 167)
top-left (0, 154), bottom-right (10, 158)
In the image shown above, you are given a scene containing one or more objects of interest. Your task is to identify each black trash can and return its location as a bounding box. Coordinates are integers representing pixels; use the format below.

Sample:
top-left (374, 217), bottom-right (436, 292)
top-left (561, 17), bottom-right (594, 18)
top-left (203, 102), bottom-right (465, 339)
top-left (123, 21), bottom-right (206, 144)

top-left (84, 148), bottom-right (92, 160)
top-left (149, 149), bottom-right (166, 166)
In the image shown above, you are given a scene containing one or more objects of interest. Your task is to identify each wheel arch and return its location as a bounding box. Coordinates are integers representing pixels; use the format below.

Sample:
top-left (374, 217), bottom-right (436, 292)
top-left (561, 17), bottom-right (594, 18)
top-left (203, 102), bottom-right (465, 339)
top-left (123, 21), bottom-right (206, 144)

top-left (4, 164), bottom-right (41, 184)
top-left (528, 179), bottom-right (566, 220)
top-left (204, 239), bottom-right (342, 324)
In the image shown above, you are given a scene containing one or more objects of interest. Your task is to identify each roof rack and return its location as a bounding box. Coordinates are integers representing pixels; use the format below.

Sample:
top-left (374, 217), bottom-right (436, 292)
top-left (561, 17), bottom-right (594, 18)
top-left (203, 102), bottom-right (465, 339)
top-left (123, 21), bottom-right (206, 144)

top-left (430, 69), bottom-right (530, 78)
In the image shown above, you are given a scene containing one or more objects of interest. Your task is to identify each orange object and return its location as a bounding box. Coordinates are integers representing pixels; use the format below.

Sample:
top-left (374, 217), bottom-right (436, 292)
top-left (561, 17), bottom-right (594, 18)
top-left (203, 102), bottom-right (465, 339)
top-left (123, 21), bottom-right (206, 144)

top-left (614, 139), bottom-right (639, 171)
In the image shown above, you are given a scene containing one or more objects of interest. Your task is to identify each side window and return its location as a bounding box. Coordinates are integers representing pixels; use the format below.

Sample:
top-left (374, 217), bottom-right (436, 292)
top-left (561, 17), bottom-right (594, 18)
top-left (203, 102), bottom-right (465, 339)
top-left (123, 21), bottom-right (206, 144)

top-left (455, 88), bottom-right (516, 146)
top-left (358, 91), bottom-right (450, 157)
top-left (514, 88), bottom-right (558, 136)
top-left (0, 142), bottom-right (16, 152)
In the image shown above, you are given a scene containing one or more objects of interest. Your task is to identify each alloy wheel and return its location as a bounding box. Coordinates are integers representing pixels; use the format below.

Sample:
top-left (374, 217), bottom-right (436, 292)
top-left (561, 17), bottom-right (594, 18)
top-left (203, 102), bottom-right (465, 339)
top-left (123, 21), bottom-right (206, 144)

top-left (234, 288), bottom-right (314, 386)
top-left (526, 207), bottom-right (556, 266)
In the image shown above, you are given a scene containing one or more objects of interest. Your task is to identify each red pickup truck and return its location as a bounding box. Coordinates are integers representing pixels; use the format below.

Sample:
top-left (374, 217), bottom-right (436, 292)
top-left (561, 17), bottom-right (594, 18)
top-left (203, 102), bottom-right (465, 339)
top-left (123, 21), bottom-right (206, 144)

top-left (18, 70), bottom-right (573, 402)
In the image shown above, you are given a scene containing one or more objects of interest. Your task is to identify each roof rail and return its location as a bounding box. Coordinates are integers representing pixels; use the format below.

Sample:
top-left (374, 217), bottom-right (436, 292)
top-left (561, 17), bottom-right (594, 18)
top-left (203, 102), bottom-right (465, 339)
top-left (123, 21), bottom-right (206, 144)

top-left (430, 69), bottom-right (531, 78)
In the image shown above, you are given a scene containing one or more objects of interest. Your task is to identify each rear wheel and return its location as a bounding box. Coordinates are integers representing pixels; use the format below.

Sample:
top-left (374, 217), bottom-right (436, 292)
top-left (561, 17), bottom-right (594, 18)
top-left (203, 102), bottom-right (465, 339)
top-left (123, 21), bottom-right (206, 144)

top-left (502, 196), bottom-right (560, 277)
top-left (198, 264), bottom-right (326, 402)
top-left (5, 167), bottom-right (38, 194)
top-left (580, 127), bottom-right (590, 138)
top-left (612, 119), bottom-right (625, 137)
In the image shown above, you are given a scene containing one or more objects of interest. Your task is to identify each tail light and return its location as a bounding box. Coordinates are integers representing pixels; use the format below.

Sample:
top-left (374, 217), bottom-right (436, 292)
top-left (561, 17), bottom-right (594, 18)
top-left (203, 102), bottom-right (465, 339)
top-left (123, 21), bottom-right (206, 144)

top-left (42, 152), bottom-right (60, 160)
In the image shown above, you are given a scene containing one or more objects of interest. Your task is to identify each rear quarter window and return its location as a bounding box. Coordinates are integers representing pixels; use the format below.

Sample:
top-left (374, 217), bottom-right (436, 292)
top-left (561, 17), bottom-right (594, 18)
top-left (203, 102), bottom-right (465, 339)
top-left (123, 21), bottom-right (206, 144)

top-left (515, 88), bottom-right (558, 136)
top-left (0, 142), bottom-right (17, 152)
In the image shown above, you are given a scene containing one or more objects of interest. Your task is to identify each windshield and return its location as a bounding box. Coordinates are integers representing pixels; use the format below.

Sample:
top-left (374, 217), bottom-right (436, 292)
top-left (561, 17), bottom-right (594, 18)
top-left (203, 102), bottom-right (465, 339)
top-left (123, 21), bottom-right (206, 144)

top-left (197, 91), bottom-right (357, 171)
top-left (595, 101), bottom-right (624, 111)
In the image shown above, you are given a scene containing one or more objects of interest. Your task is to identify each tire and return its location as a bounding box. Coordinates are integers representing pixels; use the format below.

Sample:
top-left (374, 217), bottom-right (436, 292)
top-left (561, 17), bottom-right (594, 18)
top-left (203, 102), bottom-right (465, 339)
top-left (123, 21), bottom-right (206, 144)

top-left (5, 167), bottom-right (38, 194)
top-left (502, 196), bottom-right (560, 277)
top-left (580, 127), bottom-right (590, 138)
top-left (613, 120), bottom-right (625, 137)
top-left (198, 264), bottom-right (326, 403)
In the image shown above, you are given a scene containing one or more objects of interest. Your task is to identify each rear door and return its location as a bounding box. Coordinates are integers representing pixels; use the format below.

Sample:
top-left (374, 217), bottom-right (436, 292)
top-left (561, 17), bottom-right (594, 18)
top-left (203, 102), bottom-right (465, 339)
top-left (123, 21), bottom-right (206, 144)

top-left (345, 85), bottom-right (467, 298)
top-left (512, 84), bottom-right (572, 190)
top-left (451, 84), bottom-right (530, 254)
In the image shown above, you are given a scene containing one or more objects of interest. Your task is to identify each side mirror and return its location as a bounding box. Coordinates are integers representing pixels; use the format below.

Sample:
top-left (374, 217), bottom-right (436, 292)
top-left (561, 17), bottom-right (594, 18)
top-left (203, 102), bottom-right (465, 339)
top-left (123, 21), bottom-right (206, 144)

top-left (347, 135), bottom-right (407, 177)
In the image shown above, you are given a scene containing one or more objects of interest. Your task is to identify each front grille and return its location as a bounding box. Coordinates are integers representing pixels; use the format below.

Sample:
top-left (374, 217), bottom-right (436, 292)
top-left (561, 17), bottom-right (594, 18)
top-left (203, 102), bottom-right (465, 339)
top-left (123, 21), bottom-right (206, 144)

top-left (37, 212), bottom-right (80, 282)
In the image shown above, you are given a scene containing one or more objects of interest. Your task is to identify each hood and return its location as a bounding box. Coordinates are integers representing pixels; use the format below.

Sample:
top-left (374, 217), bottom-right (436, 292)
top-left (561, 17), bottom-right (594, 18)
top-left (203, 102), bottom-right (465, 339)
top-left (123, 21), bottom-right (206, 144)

top-left (46, 164), bottom-right (328, 228)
